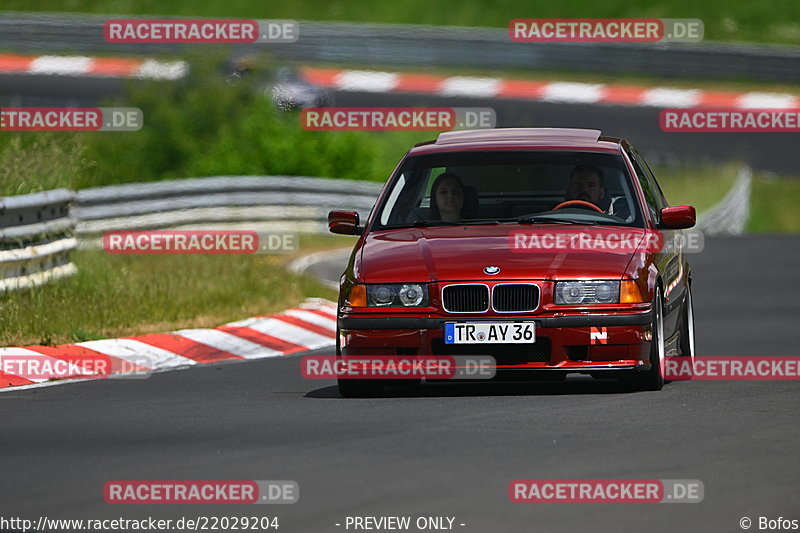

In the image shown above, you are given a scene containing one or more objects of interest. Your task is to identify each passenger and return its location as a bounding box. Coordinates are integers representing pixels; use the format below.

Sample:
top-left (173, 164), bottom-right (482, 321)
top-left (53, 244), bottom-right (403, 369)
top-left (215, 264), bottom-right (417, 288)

top-left (430, 172), bottom-right (466, 221)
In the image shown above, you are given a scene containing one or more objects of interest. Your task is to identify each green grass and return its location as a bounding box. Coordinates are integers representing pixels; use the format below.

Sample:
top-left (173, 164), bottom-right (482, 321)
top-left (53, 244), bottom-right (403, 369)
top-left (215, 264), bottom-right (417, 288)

top-left (0, 233), bottom-right (354, 347)
top-left (748, 174), bottom-right (800, 233)
top-left (653, 165), bottom-right (800, 233)
top-left (0, 135), bottom-right (92, 196)
top-left (654, 162), bottom-right (740, 213)
top-left (0, 54), bottom-right (433, 193)
top-left (7, 0), bottom-right (800, 45)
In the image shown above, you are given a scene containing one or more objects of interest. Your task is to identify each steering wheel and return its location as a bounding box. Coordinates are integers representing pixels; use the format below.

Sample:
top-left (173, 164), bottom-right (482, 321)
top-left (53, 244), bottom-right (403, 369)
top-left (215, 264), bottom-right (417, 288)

top-left (552, 200), bottom-right (604, 213)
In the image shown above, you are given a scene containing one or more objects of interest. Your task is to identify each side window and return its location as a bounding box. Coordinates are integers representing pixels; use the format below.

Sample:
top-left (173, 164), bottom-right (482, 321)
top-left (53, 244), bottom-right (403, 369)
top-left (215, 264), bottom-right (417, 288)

top-left (627, 150), bottom-right (660, 222)
top-left (635, 150), bottom-right (669, 208)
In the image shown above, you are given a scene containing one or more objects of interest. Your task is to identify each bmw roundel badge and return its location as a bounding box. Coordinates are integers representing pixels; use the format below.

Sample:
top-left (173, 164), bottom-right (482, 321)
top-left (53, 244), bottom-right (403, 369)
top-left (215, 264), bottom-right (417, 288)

top-left (483, 266), bottom-right (500, 275)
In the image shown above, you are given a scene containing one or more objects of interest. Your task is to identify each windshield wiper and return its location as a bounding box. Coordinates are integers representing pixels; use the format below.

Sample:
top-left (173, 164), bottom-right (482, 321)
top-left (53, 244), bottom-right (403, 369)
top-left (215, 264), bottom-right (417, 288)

top-left (411, 219), bottom-right (502, 228)
top-left (412, 220), bottom-right (461, 227)
top-left (514, 215), bottom-right (598, 225)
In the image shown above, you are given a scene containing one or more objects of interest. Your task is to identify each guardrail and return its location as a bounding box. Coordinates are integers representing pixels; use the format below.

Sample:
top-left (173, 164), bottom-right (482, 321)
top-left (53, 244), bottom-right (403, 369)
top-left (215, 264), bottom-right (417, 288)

top-left (1, 13), bottom-right (799, 82)
top-left (74, 176), bottom-right (383, 237)
top-left (695, 167), bottom-right (752, 236)
top-left (0, 188), bottom-right (77, 292)
top-left (0, 176), bottom-right (382, 292)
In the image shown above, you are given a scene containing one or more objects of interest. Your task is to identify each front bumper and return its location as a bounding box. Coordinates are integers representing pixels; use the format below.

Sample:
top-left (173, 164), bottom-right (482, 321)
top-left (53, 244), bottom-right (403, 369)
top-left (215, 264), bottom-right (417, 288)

top-left (338, 311), bottom-right (653, 376)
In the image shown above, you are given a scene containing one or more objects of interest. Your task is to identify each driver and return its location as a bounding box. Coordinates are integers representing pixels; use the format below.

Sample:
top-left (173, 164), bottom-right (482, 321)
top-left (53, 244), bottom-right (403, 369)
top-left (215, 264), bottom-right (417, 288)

top-left (566, 165), bottom-right (606, 208)
top-left (563, 165), bottom-right (630, 218)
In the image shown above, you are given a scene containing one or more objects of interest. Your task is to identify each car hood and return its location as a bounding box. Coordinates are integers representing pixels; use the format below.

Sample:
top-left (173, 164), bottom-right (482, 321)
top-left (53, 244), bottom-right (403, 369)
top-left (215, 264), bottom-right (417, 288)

top-left (358, 225), bottom-right (648, 282)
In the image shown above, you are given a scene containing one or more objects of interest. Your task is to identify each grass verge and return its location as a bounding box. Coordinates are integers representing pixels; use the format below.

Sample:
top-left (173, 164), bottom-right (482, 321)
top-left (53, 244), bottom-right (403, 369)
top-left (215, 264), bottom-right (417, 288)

top-left (654, 162), bottom-right (739, 213)
top-left (748, 174), bottom-right (800, 233)
top-left (0, 233), bottom-right (355, 347)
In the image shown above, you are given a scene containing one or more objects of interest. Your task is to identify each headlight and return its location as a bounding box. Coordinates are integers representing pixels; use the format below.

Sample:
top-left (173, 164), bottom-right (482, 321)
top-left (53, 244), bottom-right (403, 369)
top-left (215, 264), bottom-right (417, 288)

top-left (365, 284), bottom-right (429, 307)
top-left (554, 281), bottom-right (620, 304)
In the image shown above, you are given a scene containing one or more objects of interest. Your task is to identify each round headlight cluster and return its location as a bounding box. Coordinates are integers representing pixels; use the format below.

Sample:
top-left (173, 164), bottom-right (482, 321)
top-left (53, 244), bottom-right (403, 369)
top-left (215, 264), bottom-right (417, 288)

top-left (398, 284), bottom-right (424, 306)
top-left (555, 281), bottom-right (620, 305)
top-left (366, 283), bottom-right (428, 307)
top-left (373, 286), bottom-right (393, 305)
top-left (594, 283), bottom-right (615, 302)
top-left (561, 284), bottom-right (584, 304)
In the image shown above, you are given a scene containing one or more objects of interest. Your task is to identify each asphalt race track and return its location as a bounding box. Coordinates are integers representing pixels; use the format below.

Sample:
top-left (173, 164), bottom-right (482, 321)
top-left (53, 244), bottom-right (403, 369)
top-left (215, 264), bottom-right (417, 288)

top-left (0, 74), bottom-right (126, 105)
top-left (1, 236), bottom-right (798, 533)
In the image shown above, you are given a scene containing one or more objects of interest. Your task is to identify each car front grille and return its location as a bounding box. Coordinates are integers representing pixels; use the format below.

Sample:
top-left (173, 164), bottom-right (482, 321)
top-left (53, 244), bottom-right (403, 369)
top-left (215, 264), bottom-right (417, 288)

top-left (493, 284), bottom-right (539, 312)
top-left (442, 284), bottom-right (490, 313)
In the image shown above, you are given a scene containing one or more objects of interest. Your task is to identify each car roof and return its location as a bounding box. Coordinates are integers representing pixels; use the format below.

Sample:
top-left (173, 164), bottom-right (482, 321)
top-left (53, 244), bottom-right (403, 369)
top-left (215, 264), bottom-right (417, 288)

top-left (411, 128), bottom-right (624, 154)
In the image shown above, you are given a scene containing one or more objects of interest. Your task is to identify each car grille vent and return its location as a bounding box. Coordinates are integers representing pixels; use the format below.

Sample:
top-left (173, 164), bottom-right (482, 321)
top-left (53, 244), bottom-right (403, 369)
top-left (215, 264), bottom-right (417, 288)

top-left (493, 284), bottom-right (539, 312)
top-left (442, 285), bottom-right (490, 313)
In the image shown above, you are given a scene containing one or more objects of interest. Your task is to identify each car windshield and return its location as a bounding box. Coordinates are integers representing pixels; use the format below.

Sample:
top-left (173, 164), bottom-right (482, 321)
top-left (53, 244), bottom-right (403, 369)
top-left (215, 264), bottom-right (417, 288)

top-left (373, 150), bottom-right (644, 230)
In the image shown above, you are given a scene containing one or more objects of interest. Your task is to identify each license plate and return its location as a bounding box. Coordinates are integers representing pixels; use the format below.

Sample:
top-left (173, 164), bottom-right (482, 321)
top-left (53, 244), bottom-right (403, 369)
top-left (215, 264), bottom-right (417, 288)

top-left (444, 322), bottom-right (536, 344)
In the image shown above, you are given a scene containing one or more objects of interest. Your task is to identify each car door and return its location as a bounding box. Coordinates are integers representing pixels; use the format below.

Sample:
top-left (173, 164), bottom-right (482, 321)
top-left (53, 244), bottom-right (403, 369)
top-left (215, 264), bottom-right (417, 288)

top-left (627, 147), bottom-right (686, 338)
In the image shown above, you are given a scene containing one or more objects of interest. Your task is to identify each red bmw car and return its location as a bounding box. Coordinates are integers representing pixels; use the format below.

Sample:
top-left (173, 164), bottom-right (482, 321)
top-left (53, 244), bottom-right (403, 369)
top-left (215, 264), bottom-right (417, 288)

top-left (328, 128), bottom-right (696, 396)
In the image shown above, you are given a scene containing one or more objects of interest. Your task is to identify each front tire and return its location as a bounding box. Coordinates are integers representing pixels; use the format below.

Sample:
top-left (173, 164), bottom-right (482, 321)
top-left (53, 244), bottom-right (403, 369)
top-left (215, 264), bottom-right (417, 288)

top-left (678, 282), bottom-right (696, 378)
top-left (630, 287), bottom-right (666, 391)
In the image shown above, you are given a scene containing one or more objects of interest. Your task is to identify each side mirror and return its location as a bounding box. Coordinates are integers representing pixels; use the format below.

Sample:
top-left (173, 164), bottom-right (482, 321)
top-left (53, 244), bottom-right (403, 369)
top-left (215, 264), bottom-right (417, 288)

top-left (328, 210), bottom-right (362, 235)
top-left (660, 206), bottom-right (696, 229)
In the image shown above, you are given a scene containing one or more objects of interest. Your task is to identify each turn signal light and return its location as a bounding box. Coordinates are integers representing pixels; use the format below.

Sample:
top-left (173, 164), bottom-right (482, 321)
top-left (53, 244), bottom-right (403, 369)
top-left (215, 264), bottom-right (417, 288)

top-left (620, 280), bottom-right (646, 303)
top-left (345, 284), bottom-right (367, 307)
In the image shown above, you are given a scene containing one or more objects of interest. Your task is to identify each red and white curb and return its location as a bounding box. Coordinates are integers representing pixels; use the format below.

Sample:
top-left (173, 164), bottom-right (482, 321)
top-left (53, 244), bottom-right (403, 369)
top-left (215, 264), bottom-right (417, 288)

top-left (0, 298), bottom-right (336, 391)
top-left (300, 67), bottom-right (800, 109)
top-left (5, 54), bottom-right (793, 109)
top-left (0, 53), bottom-right (188, 80)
